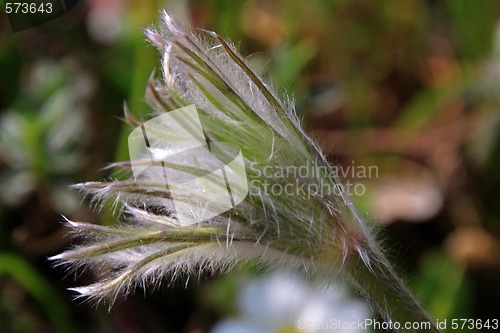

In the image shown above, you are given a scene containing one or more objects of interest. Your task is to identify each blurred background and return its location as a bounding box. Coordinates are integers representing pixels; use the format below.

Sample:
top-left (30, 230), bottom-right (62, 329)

top-left (1, 0), bottom-right (500, 332)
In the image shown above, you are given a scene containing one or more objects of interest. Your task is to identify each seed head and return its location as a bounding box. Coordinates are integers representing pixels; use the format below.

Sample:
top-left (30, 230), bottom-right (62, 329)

top-left (53, 12), bottom-right (375, 304)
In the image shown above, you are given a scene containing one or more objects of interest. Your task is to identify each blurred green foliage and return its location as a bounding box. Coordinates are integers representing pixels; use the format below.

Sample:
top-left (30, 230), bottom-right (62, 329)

top-left (0, 253), bottom-right (76, 333)
top-left (412, 251), bottom-right (472, 328)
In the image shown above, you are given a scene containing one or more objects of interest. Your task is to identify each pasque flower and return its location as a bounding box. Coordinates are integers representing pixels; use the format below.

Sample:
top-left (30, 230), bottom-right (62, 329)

top-left (53, 12), bottom-right (439, 332)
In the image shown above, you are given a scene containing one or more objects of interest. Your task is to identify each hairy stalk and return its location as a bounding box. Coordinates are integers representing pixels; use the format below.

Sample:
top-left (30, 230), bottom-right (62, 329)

top-left (346, 248), bottom-right (439, 333)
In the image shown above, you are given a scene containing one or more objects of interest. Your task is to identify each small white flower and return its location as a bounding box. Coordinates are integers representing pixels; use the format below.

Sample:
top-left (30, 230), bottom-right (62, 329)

top-left (212, 273), bottom-right (371, 333)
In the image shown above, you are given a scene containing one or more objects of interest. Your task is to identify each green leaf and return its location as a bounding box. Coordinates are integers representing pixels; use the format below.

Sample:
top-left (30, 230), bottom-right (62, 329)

top-left (412, 251), bottom-right (472, 325)
top-left (446, 0), bottom-right (499, 60)
top-left (0, 253), bottom-right (77, 333)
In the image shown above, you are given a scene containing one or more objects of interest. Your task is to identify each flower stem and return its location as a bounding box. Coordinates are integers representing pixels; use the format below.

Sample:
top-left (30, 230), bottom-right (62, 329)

top-left (345, 247), bottom-right (440, 333)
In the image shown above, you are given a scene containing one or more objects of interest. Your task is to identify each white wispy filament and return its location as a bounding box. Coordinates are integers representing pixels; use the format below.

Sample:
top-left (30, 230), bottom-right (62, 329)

top-left (53, 12), bottom-right (439, 333)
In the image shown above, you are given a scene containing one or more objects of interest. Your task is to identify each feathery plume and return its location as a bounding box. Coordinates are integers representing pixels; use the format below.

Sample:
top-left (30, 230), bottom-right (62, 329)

top-left (53, 12), bottom-right (439, 332)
